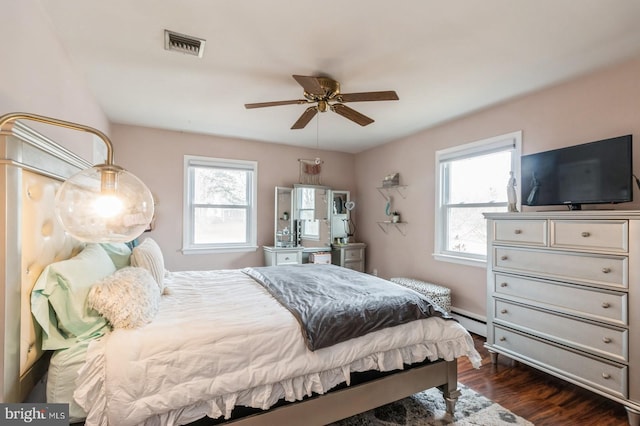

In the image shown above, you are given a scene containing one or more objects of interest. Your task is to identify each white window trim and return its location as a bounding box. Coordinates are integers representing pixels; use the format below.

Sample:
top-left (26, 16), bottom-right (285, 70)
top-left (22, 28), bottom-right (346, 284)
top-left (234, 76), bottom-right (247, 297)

top-left (182, 155), bottom-right (258, 254)
top-left (433, 131), bottom-right (522, 267)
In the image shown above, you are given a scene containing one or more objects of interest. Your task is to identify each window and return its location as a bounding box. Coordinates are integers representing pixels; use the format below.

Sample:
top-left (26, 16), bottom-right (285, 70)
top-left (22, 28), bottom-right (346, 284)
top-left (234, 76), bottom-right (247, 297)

top-left (183, 156), bottom-right (257, 253)
top-left (434, 131), bottom-right (521, 266)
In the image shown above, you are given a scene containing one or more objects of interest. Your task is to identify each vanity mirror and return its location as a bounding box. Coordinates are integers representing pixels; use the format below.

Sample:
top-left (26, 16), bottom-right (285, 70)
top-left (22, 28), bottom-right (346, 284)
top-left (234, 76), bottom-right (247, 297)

top-left (330, 190), bottom-right (350, 243)
top-left (274, 187), bottom-right (294, 247)
top-left (293, 184), bottom-right (331, 248)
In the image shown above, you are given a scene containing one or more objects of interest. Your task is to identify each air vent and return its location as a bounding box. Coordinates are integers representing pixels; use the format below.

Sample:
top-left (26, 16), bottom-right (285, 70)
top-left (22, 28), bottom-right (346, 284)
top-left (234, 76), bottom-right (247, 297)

top-left (164, 30), bottom-right (205, 58)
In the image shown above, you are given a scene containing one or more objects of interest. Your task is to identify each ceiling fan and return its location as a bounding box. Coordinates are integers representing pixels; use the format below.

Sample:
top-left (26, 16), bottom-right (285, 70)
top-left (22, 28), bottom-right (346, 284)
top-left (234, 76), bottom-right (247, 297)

top-left (245, 75), bottom-right (399, 129)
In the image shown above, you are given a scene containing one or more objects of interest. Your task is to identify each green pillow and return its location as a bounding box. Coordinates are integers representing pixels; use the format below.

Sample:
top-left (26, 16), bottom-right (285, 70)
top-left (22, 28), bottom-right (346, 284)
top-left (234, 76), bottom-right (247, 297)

top-left (100, 242), bottom-right (132, 269)
top-left (31, 244), bottom-right (116, 350)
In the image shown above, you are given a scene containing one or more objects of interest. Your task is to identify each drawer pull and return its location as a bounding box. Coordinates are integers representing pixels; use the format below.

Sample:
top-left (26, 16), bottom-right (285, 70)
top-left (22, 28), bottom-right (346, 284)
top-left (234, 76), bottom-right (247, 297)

top-left (499, 336), bottom-right (506, 342)
top-left (602, 337), bottom-right (612, 344)
top-left (284, 256), bottom-right (290, 261)
top-left (500, 255), bottom-right (508, 261)
top-left (602, 373), bottom-right (611, 380)
top-left (602, 302), bottom-right (611, 309)
top-left (601, 267), bottom-right (611, 274)
top-left (581, 231), bottom-right (591, 238)
top-left (500, 282), bottom-right (508, 287)
top-left (500, 309), bottom-right (508, 314)
top-left (514, 229), bottom-right (522, 234)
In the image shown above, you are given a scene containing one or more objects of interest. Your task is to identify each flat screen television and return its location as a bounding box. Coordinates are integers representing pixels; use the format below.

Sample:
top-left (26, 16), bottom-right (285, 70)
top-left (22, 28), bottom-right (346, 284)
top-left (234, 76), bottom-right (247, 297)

top-left (520, 134), bottom-right (633, 210)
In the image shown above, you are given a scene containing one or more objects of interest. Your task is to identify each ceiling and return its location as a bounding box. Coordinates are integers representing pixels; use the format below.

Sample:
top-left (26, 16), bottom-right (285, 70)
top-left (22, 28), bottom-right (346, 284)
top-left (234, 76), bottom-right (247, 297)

top-left (38, 0), bottom-right (640, 153)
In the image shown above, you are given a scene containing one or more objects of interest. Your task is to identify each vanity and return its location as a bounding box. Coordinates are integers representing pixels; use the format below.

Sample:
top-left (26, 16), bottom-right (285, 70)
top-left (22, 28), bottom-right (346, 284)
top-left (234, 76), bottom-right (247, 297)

top-left (263, 185), bottom-right (366, 268)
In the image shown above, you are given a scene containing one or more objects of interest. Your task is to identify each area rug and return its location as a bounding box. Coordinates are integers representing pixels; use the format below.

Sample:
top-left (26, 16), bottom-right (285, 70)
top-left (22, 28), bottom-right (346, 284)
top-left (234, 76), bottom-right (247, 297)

top-left (329, 383), bottom-right (533, 426)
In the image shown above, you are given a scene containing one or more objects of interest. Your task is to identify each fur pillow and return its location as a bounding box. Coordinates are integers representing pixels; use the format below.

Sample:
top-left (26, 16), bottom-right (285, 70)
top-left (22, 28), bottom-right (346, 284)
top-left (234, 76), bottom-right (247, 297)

top-left (87, 267), bottom-right (161, 329)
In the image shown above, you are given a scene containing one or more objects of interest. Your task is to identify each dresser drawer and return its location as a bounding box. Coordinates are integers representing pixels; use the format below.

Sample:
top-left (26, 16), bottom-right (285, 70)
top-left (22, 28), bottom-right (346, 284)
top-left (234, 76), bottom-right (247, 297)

top-left (551, 220), bottom-right (628, 253)
top-left (275, 251), bottom-right (300, 265)
top-left (494, 247), bottom-right (628, 289)
top-left (492, 326), bottom-right (627, 398)
top-left (494, 300), bottom-right (628, 362)
top-left (344, 260), bottom-right (364, 272)
top-left (493, 219), bottom-right (547, 246)
top-left (344, 247), bottom-right (363, 261)
top-left (493, 273), bottom-right (627, 326)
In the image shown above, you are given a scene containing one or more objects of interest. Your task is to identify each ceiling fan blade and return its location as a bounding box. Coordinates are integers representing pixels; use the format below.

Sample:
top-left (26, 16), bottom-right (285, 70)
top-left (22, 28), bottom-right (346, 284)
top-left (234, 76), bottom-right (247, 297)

top-left (292, 75), bottom-right (325, 95)
top-left (338, 91), bottom-right (399, 102)
top-left (291, 106), bottom-right (318, 129)
top-left (245, 99), bottom-right (308, 109)
top-left (331, 104), bottom-right (374, 126)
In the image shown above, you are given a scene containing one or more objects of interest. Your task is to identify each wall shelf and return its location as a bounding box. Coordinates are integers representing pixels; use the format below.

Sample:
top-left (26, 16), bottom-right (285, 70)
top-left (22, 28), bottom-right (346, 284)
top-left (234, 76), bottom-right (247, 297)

top-left (376, 185), bottom-right (407, 201)
top-left (377, 221), bottom-right (408, 236)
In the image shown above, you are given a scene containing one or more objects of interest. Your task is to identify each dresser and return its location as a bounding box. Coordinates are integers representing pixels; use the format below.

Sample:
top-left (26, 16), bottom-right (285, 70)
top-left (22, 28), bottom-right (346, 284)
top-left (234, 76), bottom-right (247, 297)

top-left (331, 242), bottom-right (366, 272)
top-left (263, 246), bottom-right (303, 266)
top-left (484, 211), bottom-right (640, 426)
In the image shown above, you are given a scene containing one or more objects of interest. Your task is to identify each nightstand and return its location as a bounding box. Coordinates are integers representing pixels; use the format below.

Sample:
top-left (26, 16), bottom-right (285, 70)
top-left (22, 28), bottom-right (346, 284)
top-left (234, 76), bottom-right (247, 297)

top-left (331, 243), bottom-right (366, 272)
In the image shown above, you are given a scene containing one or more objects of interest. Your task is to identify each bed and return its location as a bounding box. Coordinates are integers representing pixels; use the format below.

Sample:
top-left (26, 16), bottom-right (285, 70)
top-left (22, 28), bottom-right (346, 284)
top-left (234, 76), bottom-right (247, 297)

top-left (0, 120), bottom-right (481, 426)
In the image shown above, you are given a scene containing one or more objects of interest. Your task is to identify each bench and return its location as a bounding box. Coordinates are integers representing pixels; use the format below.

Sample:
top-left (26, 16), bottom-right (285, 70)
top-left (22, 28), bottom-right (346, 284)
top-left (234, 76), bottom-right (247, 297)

top-left (390, 277), bottom-right (452, 313)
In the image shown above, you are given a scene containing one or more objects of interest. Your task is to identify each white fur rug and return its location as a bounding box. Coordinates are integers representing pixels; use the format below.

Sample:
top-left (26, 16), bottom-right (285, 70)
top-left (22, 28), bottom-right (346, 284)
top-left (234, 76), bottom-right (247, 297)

top-left (329, 383), bottom-right (534, 426)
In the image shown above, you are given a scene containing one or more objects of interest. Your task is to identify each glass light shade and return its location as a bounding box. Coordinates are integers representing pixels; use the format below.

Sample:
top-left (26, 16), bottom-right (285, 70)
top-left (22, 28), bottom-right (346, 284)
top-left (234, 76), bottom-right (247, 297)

top-left (55, 165), bottom-right (155, 243)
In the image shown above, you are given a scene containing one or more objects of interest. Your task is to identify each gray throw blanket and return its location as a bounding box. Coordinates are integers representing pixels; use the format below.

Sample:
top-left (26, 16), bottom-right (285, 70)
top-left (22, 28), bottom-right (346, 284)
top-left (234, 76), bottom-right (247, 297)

top-left (242, 264), bottom-right (451, 351)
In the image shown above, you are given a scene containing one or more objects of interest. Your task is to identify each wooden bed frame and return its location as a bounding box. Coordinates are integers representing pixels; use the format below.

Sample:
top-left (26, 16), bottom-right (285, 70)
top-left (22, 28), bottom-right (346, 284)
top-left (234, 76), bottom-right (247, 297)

top-left (222, 360), bottom-right (459, 426)
top-left (0, 121), bottom-right (461, 425)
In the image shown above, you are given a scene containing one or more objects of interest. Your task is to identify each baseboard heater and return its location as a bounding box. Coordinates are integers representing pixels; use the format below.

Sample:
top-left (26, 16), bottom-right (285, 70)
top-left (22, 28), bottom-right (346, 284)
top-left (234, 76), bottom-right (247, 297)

top-left (450, 308), bottom-right (486, 337)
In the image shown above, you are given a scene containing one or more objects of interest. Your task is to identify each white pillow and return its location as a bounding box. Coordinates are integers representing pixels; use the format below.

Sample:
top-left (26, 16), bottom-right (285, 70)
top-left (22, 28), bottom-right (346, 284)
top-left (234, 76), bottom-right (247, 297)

top-left (87, 267), bottom-right (161, 329)
top-left (130, 238), bottom-right (165, 291)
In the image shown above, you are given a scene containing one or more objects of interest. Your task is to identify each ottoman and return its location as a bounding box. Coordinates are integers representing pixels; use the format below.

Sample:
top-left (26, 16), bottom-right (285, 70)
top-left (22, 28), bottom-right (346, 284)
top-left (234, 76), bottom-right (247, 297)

top-left (390, 277), bottom-right (452, 313)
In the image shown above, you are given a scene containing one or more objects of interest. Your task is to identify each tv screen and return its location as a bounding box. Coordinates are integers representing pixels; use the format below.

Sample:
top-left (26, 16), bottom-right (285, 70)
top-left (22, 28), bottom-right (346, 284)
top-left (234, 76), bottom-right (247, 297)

top-left (521, 135), bottom-right (633, 210)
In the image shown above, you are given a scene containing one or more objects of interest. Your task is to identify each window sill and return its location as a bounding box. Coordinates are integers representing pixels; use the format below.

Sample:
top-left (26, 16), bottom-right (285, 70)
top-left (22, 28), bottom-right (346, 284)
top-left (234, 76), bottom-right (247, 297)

top-left (182, 245), bottom-right (258, 255)
top-left (432, 253), bottom-right (486, 268)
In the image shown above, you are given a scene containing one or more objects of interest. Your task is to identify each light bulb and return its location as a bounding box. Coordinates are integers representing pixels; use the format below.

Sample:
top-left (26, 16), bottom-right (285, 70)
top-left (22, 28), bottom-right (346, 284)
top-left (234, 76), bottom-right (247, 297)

top-left (93, 194), bottom-right (124, 218)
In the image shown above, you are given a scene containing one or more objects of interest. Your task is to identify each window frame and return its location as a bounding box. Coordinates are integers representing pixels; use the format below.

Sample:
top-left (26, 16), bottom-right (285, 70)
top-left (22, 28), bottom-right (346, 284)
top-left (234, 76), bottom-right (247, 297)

top-left (433, 131), bottom-right (522, 267)
top-left (182, 155), bottom-right (258, 254)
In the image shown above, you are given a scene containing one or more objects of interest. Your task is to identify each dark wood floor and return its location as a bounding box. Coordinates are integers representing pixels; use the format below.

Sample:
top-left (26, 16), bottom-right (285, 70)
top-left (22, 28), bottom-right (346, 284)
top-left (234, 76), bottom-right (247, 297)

top-left (458, 333), bottom-right (630, 426)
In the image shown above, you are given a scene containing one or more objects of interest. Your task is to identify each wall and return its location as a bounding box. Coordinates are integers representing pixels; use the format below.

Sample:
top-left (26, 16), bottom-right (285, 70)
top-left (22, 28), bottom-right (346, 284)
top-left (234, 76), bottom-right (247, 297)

top-left (111, 124), bottom-right (356, 270)
top-left (0, 0), bottom-right (110, 161)
top-left (355, 55), bottom-right (640, 320)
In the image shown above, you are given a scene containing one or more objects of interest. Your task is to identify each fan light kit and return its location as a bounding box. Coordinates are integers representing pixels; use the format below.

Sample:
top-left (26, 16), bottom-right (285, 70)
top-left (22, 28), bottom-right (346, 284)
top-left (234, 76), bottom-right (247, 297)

top-left (245, 75), bottom-right (399, 129)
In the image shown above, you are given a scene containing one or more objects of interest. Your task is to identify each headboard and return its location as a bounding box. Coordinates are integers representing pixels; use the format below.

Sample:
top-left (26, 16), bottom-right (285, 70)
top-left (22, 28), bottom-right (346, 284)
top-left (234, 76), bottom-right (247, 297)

top-left (0, 121), bottom-right (89, 402)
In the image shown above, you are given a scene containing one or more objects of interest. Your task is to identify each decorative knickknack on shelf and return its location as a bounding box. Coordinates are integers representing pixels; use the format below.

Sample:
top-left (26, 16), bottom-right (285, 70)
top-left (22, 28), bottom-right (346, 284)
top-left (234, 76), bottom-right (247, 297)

top-left (507, 171), bottom-right (518, 212)
top-left (376, 174), bottom-right (408, 235)
top-left (382, 172), bottom-right (399, 188)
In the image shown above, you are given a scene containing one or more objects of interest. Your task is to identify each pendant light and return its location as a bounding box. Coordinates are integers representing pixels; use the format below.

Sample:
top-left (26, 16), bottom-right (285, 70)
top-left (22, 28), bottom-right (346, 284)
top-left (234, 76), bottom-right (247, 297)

top-left (0, 112), bottom-right (154, 243)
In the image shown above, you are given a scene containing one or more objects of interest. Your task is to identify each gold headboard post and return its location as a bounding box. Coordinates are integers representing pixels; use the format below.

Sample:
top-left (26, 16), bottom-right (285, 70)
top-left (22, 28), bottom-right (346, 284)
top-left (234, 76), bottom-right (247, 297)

top-left (0, 121), bottom-right (89, 402)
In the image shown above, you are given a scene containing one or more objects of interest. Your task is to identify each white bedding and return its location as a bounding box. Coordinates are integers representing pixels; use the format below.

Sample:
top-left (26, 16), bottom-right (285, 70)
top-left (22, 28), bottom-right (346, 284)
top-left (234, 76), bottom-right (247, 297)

top-left (73, 269), bottom-right (482, 426)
